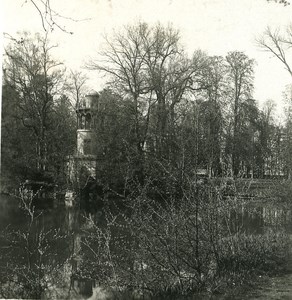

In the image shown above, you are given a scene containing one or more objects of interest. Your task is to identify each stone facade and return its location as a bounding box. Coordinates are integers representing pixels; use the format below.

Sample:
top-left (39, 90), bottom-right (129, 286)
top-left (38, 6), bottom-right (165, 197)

top-left (67, 93), bottom-right (99, 185)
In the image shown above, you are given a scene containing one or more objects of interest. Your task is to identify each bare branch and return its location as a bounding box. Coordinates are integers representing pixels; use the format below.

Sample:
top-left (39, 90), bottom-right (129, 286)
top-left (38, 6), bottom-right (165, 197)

top-left (257, 26), bottom-right (292, 77)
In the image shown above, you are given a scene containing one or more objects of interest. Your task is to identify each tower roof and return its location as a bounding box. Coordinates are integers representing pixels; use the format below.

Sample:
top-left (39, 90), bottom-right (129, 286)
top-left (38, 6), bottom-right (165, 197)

top-left (77, 92), bottom-right (99, 111)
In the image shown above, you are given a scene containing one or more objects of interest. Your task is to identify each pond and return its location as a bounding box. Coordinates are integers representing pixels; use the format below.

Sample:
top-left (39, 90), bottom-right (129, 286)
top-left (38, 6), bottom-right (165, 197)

top-left (0, 194), bottom-right (96, 299)
top-left (0, 193), bottom-right (292, 299)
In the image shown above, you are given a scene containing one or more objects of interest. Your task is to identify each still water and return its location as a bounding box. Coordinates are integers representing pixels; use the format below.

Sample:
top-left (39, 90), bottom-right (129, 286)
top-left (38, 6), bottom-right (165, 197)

top-left (0, 194), bottom-right (97, 299)
top-left (0, 193), bottom-right (292, 299)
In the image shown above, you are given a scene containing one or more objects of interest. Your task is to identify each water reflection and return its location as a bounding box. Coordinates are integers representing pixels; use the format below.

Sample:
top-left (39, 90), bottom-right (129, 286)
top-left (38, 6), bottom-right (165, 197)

top-left (1, 193), bottom-right (292, 299)
top-left (229, 206), bottom-right (264, 234)
top-left (0, 194), bottom-right (97, 299)
top-left (263, 206), bottom-right (292, 230)
top-left (229, 203), bottom-right (292, 235)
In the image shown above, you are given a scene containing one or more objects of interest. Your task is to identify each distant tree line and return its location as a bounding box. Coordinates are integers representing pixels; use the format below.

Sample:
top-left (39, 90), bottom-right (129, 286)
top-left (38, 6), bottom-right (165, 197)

top-left (88, 22), bottom-right (292, 195)
top-left (2, 24), bottom-right (292, 194)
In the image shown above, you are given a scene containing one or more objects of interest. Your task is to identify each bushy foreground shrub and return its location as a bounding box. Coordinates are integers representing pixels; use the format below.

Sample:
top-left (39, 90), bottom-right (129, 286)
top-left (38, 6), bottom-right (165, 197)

top-left (79, 182), bottom-right (291, 299)
top-left (218, 232), bottom-right (289, 274)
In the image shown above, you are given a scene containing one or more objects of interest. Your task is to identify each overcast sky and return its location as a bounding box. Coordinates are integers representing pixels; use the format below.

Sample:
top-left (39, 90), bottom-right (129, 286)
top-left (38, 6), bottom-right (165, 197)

top-left (2, 0), bottom-right (292, 115)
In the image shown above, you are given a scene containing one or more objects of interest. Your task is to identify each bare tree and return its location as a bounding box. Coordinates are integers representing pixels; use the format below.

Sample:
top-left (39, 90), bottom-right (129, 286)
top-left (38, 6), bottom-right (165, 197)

top-left (88, 22), bottom-right (150, 159)
top-left (88, 22), bottom-right (208, 161)
top-left (24, 0), bottom-right (90, 34)
top-left (65, 70), bottom-right (89, 109)
top-left (225, 51), bottom-right (255, 176)
top-left (257, 26), bottom-right (292, 177)
top-left (3, 31), bottom-right (65, 172)
top-left (257, 26), bottom-right (292, 77)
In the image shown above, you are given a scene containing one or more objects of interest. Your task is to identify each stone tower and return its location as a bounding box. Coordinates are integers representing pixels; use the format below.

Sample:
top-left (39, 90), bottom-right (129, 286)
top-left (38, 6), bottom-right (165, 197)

top-left (67, 93), bottom-right (99, 186)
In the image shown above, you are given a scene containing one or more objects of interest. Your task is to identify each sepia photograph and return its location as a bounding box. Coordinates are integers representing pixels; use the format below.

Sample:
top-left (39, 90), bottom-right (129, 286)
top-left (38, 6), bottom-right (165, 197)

top-left (2, 0), bottom-right (292, 298)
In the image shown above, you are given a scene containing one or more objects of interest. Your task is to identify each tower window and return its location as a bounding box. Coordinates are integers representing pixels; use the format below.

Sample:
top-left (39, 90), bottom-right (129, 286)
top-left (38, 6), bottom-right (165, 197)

top-left (80, 115), bottom-right (85, 129)
top-left (85, 114), bottom-right (92, 129)
top-left (83, 139), bottom-right (92, 155)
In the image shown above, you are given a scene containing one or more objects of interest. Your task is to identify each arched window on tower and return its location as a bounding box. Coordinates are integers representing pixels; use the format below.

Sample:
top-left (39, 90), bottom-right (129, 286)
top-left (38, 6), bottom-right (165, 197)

top-left (85, 113), bottom-right (92, 129)
top-left (80, 115), bottom-right (85, 129)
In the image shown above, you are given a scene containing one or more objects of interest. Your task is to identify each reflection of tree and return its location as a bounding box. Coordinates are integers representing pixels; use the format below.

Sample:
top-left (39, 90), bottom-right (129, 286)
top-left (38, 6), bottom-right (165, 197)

top-left (263, 207), bottom-right (292, 228)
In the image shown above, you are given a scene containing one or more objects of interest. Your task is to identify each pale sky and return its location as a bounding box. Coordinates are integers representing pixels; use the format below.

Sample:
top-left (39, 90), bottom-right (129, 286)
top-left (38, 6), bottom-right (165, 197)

top-left (2, 0), bottom-right (292, 115)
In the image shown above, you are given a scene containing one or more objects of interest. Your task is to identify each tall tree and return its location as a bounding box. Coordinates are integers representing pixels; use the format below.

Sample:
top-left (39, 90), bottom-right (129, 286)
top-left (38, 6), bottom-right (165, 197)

top-left (257, 26), bottom-right (292, 177)
top-left (2, 32), bottom-right (75, 187)
top-left (225, 51), bottom-right (255, 176)
top-left (88, 22), bottom-right (208, 185)
top-left (4, 32), bottom-right (65, 172)
top-left (88, 22), bottom-right (151, 183)
top-left (282, 85), bottom-right (292, 178)
top-left (195, 56), bottom-right (226, 176)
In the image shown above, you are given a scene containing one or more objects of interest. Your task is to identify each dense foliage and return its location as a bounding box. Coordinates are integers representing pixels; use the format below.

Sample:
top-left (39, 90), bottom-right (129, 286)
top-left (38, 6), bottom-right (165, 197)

top-left (77, 180), bottom-right (290, 299)
top-left (1, 32), bottom-right (77, 190)
top-left (86, 23), bottom-right (292, 195)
